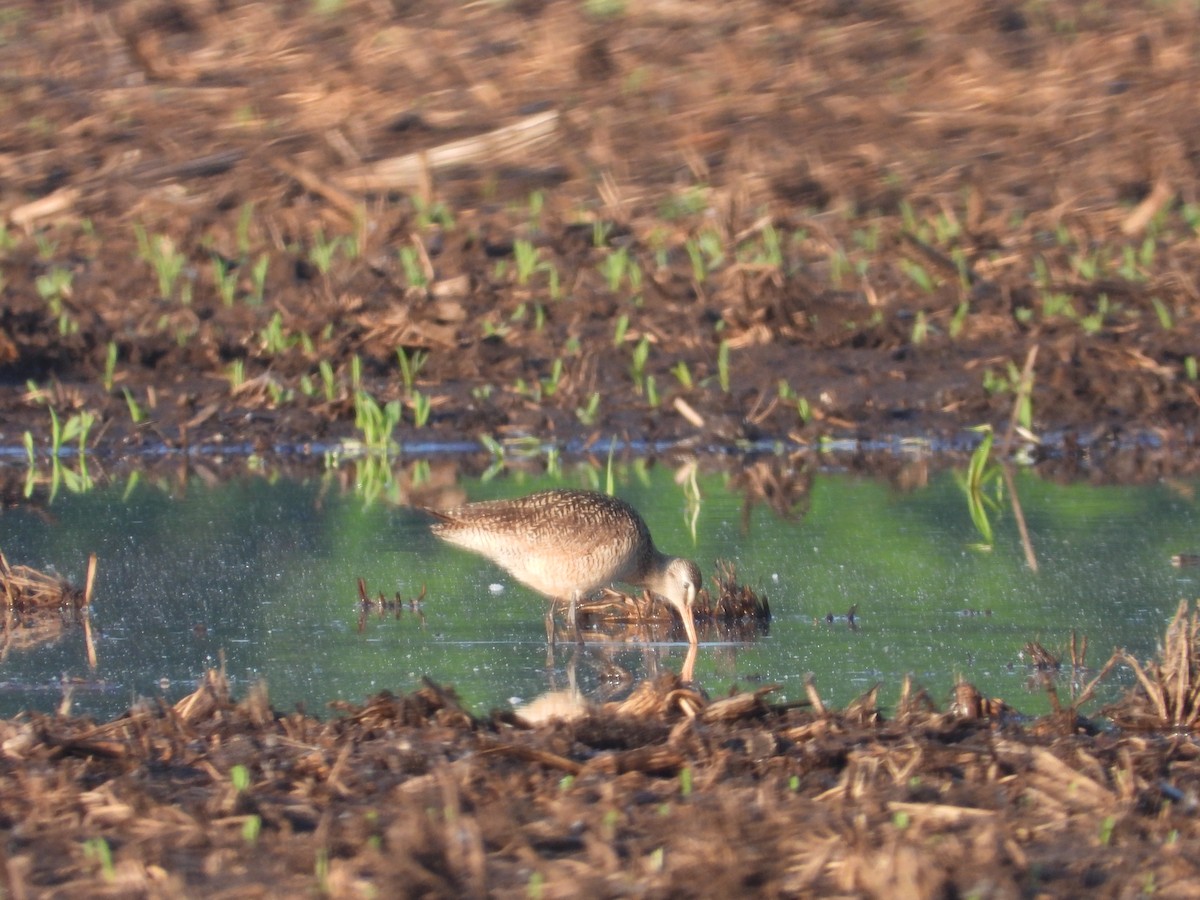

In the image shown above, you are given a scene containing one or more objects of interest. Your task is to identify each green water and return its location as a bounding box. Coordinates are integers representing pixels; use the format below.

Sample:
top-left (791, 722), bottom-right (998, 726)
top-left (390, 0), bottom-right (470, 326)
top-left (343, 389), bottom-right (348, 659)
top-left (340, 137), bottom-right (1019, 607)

top-left (0, 463), bottom-right (1196, 720)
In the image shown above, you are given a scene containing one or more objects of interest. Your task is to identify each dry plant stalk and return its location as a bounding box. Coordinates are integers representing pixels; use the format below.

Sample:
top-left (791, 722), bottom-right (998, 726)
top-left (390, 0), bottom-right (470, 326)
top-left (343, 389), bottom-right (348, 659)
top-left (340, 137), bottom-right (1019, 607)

top-left (339, 110), bottom-right (559, 192)
top-left (1112, 600), bottom-right (1200, 731)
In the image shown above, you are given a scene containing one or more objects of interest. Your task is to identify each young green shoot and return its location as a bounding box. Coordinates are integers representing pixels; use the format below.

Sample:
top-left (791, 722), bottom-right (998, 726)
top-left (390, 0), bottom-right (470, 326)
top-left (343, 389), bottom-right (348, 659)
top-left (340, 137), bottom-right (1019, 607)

top-left (398, 245), bottom-right (427, 289)
top-left (513, 239), bottom-right (540, 286)
top-left (102, 342), bottom-right (118, 392)
top-left (249, 253), bottom-right (269, 305)
top-left (911, 310), bottom-right (929, 345)
top-left (396, 347), bottom-right (429, 396)
top-left (1151, 297), bottom-right (1173, 330)
top-left (409, 391), bottom-right (432, 428)
top-left (211, 256), bottom-right (238, 307)
top-left (354, 390), bottom-right (402, 453)
top-left (599, 246), bottom-right (630, 292)
top-left (227, 359), bottom-right (246, 391)
top-left (308, 229), bottom-right (349, 274)
top-left (949, 301), bottom-right (969, 339)
top-left (134, 224), bottom-right (187, 301)
top-left (83, 837), bottom-right (116, 883)
top-left (236, 202), bottom-right (255, 254)
top-left (629, 335), bottom-right (650, 394)
top-left (672, 360), bottom-right (693, 390)
top-left (576, 392), bottom-right (601, 426)
top-left (612, 314), bottom-right (629, 347)
top-left (717, 340), bottom-right (731, 393)
top-left (122, 388), bottom-right (145, 424)
top-left (319, 359), bottom-right (337, 401)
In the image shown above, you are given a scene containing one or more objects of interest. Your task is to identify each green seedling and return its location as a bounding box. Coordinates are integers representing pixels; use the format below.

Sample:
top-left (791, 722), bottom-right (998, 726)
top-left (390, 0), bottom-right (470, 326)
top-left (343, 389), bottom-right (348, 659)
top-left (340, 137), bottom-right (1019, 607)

top-left (660, 185), bottom-right (709, 221)
top-left (911, 310), bottom-right (929, 345)
top-left (592, 220), bottom-right (613, 248)
top-left (83, 837), bottom-right (116, 883)
top-left (679, 766), bottom-right (693, 797)
top-left (227, 359), bottom-right (246, 391)
top-left (259, 312), bottom-right (298, 355)
top-left (482, 320), bottom-right (510, 339)
top-left (958, 424), bottom-right (1003, 549)
top-left (236, 202), bottom-right (255, 254)
top-left (314, 848), bottom-right (330, 893)
top-left (319, 359), bottom-right (337, 401)
top-left (249, 253), bottom-right (269, 305)
top-left (796, 396), bottom-right (811, 423)
top-left (409, 390), bottom-right (432, 428)
top-left (358, 393), bottom-right (402, 449)
top-left (778, 380), bottom-right (811, 423)
top-left (33, 231), bottom-right (58, 259)
top-left (396, 348), bottom-right (429, 396)
top-left (230, 764), bottom-right (251, 793)
top-left (35, 266), bottom-right (78, 334)
top-left (685, 238), bottom-right (707, 283)
top-left (513, 238), bottom-right (540, 286)
top-left (850, 223), bottom-right (878, 252)
top-left (1151, 297), bottom-right (1173, 330)
top-left (242, 814), bottom-right (261, 844)
top-left (645, 374), bottom-right (659, 407)
top-left (599, 246), bottom-right (630, 292)
top-left (717, 339), bottom-right (731, 392)
top-left (672, 361), bottom-right (693, 390)
top-left (1078, 294), bottom-right (1110, 336)
top-left (211, 256), bottom-right (238, 307)
top-left (134, 225), bottom-right (187, 301)
top-left (1185, 356), bottom-right (1197, 381)
top-left (540, 358), bottom-right (564, 398)
top-left (266, 380), bottom-right (293, 406)
top-left (354, 391), bottom-right (402, 453)
top-left (308, 229), bottom-right (340, 274)
top-left (398, 245), bottom-right (427, 288)
top-left (412, 195), bottom-right (453, 230)
top-left (122, 388), bottom-right (145, 424)
top-left (949, 301), bottom-right (969, 339)
top-left (629, 335), bottom-right (651, 393)
top-left (900, 259), bottom-right (935, 293)
top-left (576, 392), bottom-right (601, 426)
top-left (527, 190), bottom-right (545, 224)
top-left (612, 314), bottom-right (629, 347)
top-left (102, 342), bottom-right (118, 392)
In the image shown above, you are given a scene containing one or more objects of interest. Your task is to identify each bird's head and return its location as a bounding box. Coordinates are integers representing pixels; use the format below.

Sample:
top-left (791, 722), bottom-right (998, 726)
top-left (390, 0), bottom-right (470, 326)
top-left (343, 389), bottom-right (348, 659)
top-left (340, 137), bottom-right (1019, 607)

top-left (660, 557), bottom-right (701, 645)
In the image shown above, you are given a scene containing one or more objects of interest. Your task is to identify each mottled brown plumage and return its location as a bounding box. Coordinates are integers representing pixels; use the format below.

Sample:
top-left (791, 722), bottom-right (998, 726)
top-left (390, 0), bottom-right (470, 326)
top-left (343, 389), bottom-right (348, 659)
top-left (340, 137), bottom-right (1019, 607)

top-left (427, 489), bottom-right (701, 644)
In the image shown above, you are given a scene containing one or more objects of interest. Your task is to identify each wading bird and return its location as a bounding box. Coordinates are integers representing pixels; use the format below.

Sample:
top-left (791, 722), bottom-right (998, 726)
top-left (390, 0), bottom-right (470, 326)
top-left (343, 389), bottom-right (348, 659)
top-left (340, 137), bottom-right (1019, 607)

top-left (426, 488), bottom-right (701, 645)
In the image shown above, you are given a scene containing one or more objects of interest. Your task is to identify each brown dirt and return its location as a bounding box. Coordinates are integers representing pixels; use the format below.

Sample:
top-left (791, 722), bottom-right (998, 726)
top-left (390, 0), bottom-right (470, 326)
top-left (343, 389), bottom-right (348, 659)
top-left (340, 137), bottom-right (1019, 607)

top-left (5, 1), bottom-right (1200, 895)
top-left (1, 0), bottom-right (1199, 466)
top-left (2, 659), bottom-right (1200, 899)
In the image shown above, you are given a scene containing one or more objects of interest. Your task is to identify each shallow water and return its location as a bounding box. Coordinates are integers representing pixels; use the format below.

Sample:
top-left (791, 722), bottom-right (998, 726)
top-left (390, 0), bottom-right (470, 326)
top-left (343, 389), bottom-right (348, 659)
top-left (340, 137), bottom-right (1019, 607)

top-left (1, 462), bottom-right (1197, 721)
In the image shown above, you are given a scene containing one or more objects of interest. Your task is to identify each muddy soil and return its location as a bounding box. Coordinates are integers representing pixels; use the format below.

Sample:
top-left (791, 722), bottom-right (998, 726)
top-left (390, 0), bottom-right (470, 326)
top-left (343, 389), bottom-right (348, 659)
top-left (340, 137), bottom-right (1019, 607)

top-left (0, 0), bottom-right (1198, 468)
top-left (4, 1), bottom-right (1200, 895)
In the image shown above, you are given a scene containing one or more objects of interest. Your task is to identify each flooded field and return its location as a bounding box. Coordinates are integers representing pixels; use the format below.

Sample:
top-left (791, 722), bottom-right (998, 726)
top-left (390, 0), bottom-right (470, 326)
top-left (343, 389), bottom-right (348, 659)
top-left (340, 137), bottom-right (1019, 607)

top-left (4, 0), bottom-right (1200, 893)
top-left (3, 459), bottom-right (1195, 721)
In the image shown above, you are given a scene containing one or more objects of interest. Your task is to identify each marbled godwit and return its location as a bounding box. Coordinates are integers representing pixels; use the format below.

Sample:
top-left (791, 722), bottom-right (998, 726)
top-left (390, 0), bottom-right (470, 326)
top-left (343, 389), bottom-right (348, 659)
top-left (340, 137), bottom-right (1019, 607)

top-left (426, 488), bottom-right (701, 644)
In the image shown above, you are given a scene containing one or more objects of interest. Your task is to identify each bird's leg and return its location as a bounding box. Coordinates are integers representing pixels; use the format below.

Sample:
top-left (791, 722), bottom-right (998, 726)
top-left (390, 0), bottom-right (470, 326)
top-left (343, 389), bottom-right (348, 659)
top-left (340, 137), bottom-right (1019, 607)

top-left (569, 590), bottom-right (584, 646)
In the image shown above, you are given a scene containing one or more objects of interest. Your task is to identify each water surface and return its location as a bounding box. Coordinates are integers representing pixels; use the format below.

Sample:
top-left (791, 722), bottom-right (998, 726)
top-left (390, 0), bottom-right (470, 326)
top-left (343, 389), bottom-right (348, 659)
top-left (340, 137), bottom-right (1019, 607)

top-left (1, 463), bottom-right (1196, 720)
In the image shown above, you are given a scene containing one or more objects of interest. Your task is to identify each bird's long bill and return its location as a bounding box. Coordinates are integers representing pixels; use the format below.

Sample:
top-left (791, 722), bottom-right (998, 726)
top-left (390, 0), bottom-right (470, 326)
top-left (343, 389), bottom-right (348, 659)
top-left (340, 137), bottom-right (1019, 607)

top-left (678, 583), bottom-right (699, 646)
top-left (681, 605), bottom-right (698, 645)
